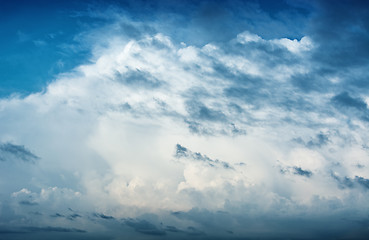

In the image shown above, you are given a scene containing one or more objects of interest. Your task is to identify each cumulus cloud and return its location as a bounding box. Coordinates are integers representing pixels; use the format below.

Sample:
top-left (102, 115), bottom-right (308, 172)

top-left (1, 1), bottom-right (369, 239)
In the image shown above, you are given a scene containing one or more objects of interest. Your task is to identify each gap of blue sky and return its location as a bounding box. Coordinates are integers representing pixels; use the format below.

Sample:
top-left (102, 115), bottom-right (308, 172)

top-left (0, 0), bottom-right (312, 96)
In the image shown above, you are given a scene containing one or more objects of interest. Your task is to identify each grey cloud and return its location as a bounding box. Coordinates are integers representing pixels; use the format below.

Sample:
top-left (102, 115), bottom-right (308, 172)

top-left (279, 165), bottom-right (313, 178)
top-left (22, 226), bottom-right (86, 233)
top-left (184, 120), bottom-right (214, 135)
top-left (332, 174), bottom-right (369, 190)
top-left (164, 225), bottom-right (181, 233)
top-left (18, 200), bottom-right (38, 206)
top-left (124, 219), bottom-right (165, 236)
top-left (0, 142), bottom-right (39, 162)
top-left (175, 144), bottom-right (233, 169)
top-left (0, 228), bottom-right (27, 234)
top-left (332, 92), bottom-right (367, 111)
top-left (0, 226), bottom-right (86, 235)
top-left (186, 226), bottom-right (205, 236)
top-left (293, 132), bottom-right (329, 148)
top-left (117, 22), bottom-right (154, 40)
top-left (171, 207), bottom-right (369, 240)
top-left (355, 176), bottom-right (369, 189)
top-left (175, 144), bottom-right (189, 158)
top-left (306, 132), bottom-right (329, 148)
top-left (170, 209), bottom-right (234, 237)
top-left (186, 100), bottom-right (227, 122)
top-left (67, 213), bottom-right (82, 221)
top-left (331, 92), bottom-right (369, 121)
top-left (93, 213), bottom-right (114, 220)
top-left (31, 211), bottom-right (43, 216)
top-left (50, 213), bottom-right (65, 218)
top-left (293, 167), bottom-right (312, 178)
top-left (224, 87), bottom-right (268, 108)
top-left (290, 73), bottom-right (329, 93)
top-left (356, 164), bottom-right (365, 169)
top-left (124, 217), bottom-right (205, 237)
top-left (114, 69), bottom-right (162, 89)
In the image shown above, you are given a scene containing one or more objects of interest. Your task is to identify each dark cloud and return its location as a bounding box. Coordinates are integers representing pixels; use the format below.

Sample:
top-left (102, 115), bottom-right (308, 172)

top-left (186, 101), bottom-right (227, 122)
top-left (124, 217), bottom-right (205, 237)
top-left (356, 164), bottom-right (365, 169)
top-left (290, 73), bottom-right (328, 93)
top-left (125, 219), bottom-right (165, 236)
top-left (186, 226), bottom-right (205, 236)
top-left (22, 226), bottom-right (86, 233)
top-left (164, 225), bottom-right (182, 233)
top-left (93, 213), bottom-right (114, 220)
top-left (332, 92), bottom-right (367, 111)
top-left (306, 132), bottom-right (329, 148)
top-left (170, 207), bottom-right (369, 240)
top-left (31, 211), bottom-right (43, 216)
top-left (175, 144), bottom-right (233, 169)
top-left (293, 167), bottom-right (312, 177)
top-left (332, 174), bottom-right (369, 190)
top-left (114, 69), bottom-right (162, 89)
top-left (355, 176), bottom-right (369, 189)
top-left (224, 87), bottom-right (268, 107)
top-left (0, 228), bottom-right (27, 234)
top-left (0, 142), bottom-right (39, 162)
top-left (50, 213), bottom-right (65, 218)
top-left (175, 144), bottom-right (188, 158)
top-left (331, 92), bottom-right (369, 121)
top-left (0, 226), bottom-right (86, 234)
top-left (184, 120), bottom-right (214, 135)
top-left (18, 200), bottom-right (38, 206)
top-left (67, 213), bottom-right (82, 221)
top-left (295, 132), bottom-right (330, 148)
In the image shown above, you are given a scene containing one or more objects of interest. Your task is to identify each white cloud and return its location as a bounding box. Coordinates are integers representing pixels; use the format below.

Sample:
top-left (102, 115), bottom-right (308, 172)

top-left (272, 36), bottom-right (314, 54)
top-left (1, 18), bottom-right (369, 238)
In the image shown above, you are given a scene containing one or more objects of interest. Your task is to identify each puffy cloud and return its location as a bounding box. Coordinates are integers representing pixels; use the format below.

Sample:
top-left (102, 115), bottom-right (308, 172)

top-left (1, 1), bottom-right (369, 239)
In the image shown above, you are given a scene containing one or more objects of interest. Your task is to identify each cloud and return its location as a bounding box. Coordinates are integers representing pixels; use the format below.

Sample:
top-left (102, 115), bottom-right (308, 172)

top-left (125, 219), bottom-right (166, 236)
top-left (67, 213), bottom-right (82, 221)
top-left (19, 200), bottom-right (38, 206)
top-left (332, 173), bottom-right (369, 190)
top-left (93, 213), bottom-right (115, 220)
top-left (331, 92), bottom-right (369, 122)
top-left (115, 69), bottom-right (162, 89)
top-left (22, 226), bottom-right (86, 233)
top-left (293, 166), bottom-right (313, 177)
top-left (0, 142), bottom-right (39, 162)
top-left (50, 213), bottom-right (65, 218)
top-left (1, 1), bottom-right (369, 239)
top-left (175, 144), bottom-right (233, 169)
top-left (332, 92), bottom-right (367, 111)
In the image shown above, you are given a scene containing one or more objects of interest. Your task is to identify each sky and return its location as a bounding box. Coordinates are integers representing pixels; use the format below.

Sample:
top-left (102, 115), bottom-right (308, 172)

top-left (1, 0), bottom-right (369, 239)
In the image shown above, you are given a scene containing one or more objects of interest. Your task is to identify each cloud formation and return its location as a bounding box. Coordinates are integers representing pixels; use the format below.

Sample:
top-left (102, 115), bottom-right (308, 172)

top-left (1, 0), bottom-right (369, 239)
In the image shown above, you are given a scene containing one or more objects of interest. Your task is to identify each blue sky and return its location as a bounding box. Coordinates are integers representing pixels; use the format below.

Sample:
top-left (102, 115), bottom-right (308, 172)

top-left (1, 0), bottom-right (369, 239)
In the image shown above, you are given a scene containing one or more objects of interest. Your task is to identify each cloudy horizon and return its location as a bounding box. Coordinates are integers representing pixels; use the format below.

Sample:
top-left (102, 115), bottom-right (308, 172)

top-left (1, 0), bottom-right (369, 239)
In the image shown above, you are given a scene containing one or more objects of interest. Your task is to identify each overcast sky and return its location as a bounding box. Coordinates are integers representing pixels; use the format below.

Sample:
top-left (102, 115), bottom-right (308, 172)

top-left (1, 0), bottom-right (369, 239)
